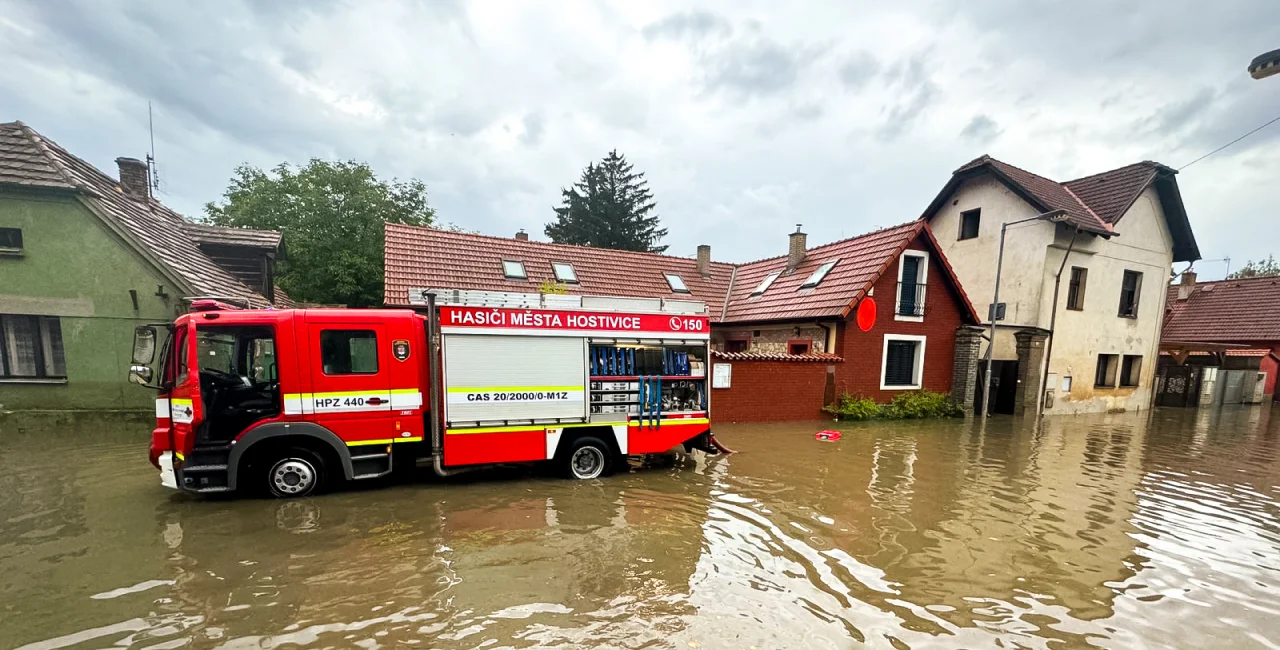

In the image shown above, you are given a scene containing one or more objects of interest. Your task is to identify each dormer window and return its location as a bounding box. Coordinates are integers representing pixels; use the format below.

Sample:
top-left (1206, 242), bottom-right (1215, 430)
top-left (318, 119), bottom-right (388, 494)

top-left (664, 273), bottom-right (690, 293)
top-left (552, 262), bottom-right (578, 283)
top-left (895, 251), bottom-right (928, 320)
top-left (751, 271), bottom-right (781, 297)
top-left (800, 260), bottom-right (838, 289)
top-left (502, 260), bottom-right (527, 279)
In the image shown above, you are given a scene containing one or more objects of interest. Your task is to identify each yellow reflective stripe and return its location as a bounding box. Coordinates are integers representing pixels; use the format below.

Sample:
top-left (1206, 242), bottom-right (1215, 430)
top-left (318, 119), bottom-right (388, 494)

top-left (629, 418), bottom-right (709, 427)
top-left (171, 398), bottom-right (193, 406)
top-left (389, 388), bottom-right (420, 394)
top-left (283, 389), bottom-right (420, 399)
top-left (446, 422), bottom-right (625, 435)
top-left (394, 436), bottom-right (423, 443)
top-left (347, 439), bottom-right (393, 446)
top-left (174, 451), bottom-right (185, 461)
top-left (445, 385), bottom-right (582, 393)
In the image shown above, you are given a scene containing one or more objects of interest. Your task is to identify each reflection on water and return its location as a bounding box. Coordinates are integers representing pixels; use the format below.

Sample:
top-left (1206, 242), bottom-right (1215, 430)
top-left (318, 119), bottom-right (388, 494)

top-left (3, 407), bottom-right (1280, 648)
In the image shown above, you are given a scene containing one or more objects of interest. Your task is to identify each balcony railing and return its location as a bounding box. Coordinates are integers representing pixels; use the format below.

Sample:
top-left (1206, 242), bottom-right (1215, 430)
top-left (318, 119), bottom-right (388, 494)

top-left (896, 282), bottom-right (927, 317)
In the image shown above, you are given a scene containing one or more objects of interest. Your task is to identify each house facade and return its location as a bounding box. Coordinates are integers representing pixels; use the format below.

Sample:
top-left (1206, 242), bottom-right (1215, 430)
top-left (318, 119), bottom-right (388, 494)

top-left (922, 155), bottom-right (1200, 415)
top-left (0, 121), bottom-right (289, 413)
top-left (383, 221), bottom-right (982, 422)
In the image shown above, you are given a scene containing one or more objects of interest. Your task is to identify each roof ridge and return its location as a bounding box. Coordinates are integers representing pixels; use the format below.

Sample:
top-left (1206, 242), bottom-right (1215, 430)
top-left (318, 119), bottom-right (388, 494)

top-left (14, 121), bottom-right (83, 192)
top-left (1059, 183), bottom-right (1110, 231)
top-left (1064, 160), bottom-right (1166, 185)
top-left (985, 156), bottom-right (1063, 184)
top-left (733, 220), bottom-right (922, 268)
top-left (1188, 274), bottom-right (1280, 286)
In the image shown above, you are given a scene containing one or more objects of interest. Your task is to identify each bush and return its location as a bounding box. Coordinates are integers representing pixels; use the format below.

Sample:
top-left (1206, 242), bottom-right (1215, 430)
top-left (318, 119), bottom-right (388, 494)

top-left (824, 390), bottom-right (963, 421)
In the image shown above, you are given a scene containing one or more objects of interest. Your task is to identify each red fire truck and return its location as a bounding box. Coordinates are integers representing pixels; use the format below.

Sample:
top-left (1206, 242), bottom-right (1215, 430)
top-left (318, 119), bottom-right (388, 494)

top-left (130, 289), bottom-right (723, 498)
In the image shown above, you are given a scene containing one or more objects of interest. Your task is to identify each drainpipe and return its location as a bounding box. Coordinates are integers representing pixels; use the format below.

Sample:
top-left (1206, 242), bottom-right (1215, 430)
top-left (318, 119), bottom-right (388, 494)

top-left (425, 291), bottom-right (474, 477)
top-left (1038, 227), bottom-right (1080, 417)
top-left (816, 321), bottom-right (835, 353)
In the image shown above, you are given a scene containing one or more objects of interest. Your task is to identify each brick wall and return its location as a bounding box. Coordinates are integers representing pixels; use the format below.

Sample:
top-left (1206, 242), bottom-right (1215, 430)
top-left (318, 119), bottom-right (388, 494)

top-left (711, 360), bottom-right (834, 422)
top-left (833, 232), bottom-right (968, 402)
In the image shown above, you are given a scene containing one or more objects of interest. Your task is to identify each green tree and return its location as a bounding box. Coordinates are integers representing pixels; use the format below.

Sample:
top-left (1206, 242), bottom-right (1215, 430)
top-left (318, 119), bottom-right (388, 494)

top-left (203, 160), bottom-right (434, 307)
top-left (546, 150), bottom-right (667, 252)
top-left (1228, 255), bottom-right (1280, 279)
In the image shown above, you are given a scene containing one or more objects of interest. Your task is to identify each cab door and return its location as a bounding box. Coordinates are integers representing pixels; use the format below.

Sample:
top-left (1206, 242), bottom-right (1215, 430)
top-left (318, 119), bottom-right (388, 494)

top-left (305, 320), bottom-right (395, 444)
top-left (168, 320), bottom-right (203, 463)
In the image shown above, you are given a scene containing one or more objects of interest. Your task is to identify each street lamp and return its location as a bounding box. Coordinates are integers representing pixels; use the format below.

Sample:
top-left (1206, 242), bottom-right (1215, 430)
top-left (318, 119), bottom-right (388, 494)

top-left (1250, 49), bottom-right (1280, 80)
top-left (980, 208), bottom-right (1068, 418)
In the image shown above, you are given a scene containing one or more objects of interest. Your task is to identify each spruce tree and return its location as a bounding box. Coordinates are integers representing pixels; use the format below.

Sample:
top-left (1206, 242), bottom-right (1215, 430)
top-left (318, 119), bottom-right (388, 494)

top-left (546, 150), bottom-right (668, 253)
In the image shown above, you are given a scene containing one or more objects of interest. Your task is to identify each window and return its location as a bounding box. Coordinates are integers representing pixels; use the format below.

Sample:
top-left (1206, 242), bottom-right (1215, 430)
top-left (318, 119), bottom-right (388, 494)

top-left (665, 273), bottom-right (690, 293)
top-left (1, 315), bottom-right (66, 379)
top-left (958, 209), bottom-right (981, 240)
top-left (881, 335), bottom-right (926, 389)
top-left (320, 330), bottom-right (379, 375)
top-left (1067, 267), bottom-right (1087, 310)
top-left (1118, 270), bottom-right (1142, 317)
top-left (788, 340), bottom-right (812, 355)
top-left (1120, 355), bottom-right (1142, 387)
top-left (502, 260), bottom-right (527, 279)
top-left (988, 302), bottom-right (1007, 321)
top-left (751, 271), bottom-right (781, 297)
top-left (724, 338), bottom-right (749, 353)
top-left (0, 227), bottom-right (22, 252)
top-left (552, 262), bottom-right (578, 283)
top-left (801, 260), bottom-right (839, 289)
top-left (896, 252), bottom-right (928, 319)
top-left (1095, 354), bottom-right (1118, 388)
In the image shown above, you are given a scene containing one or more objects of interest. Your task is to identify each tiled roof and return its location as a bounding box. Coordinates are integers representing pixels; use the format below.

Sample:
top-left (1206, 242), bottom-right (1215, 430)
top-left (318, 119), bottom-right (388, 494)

top-left (386, 221), bottom-right (980, 326)
top-left (0, 121), bottom-right (285, 308)
top-left (385, 224), bottom-right (736, 307)
top-left (1064, 162), bottom-right (1165, 225)
top-left (712, 350), bottom-right (844, 362)
top-left (954, 155), bottom-right (1113, 234)
top-left (1163, 277), bottom-right (1280, 342)
top-left (183, 222), bottom-right (283, 250)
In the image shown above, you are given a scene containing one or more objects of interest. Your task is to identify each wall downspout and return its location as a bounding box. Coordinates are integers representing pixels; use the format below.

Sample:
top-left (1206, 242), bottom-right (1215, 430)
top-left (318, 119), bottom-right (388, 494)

top-left (1039, 228), bottom-right (1080, 417)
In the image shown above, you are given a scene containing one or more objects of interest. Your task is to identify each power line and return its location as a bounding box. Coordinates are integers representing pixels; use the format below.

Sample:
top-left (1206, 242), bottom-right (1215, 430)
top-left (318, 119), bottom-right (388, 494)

top-left (1178, 112), bottom-right (1280, 170)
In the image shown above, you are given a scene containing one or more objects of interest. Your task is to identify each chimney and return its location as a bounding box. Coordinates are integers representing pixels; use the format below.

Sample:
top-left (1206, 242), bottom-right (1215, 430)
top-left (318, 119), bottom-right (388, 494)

top-left (787, 224), bottom-right (807, 271)
top-left (1178, 269), bottom-right (1197, 300)
top-left (116, 157), bottom-right (150, 200)
top-left (514, 229), bottom-right (529, 241)
top-left (696, 244), bottom-right (711, 278)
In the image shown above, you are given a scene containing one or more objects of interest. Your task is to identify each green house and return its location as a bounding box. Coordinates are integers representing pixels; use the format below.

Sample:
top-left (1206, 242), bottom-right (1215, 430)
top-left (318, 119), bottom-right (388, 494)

top-left (0, 121), bottom-right (289, 413)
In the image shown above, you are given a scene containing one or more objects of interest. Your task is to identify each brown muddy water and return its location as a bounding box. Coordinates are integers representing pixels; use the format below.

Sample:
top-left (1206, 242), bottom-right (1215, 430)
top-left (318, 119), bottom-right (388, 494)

top-left (4, 407), bottom-right (1280, 649)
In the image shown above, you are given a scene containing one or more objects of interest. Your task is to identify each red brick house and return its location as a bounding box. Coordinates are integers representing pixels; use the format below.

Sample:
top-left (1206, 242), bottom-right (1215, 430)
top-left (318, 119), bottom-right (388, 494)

top-left (384, 222), bottom-right (982, 422)
top-left (1159, 272), bottom-right (1280, 404)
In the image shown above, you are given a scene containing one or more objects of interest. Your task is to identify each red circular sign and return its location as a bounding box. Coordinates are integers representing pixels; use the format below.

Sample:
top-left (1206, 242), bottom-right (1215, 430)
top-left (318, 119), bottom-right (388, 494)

top-left (856, 297), bottom-right (877, 331)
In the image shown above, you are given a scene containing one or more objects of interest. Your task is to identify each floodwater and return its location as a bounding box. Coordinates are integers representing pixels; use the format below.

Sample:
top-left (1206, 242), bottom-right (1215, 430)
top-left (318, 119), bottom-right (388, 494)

top-left (4, 408), bottom-right (1280, 649)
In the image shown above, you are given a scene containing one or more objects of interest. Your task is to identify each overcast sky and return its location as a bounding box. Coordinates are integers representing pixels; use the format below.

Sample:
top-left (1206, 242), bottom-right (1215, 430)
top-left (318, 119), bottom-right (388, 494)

top-left (2, 0), bottom-right (1277, 277)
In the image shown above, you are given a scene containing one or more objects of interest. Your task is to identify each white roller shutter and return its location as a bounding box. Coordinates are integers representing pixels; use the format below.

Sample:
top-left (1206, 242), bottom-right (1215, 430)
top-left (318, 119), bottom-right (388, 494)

top-left (443, 334), bottom-right (587, 424)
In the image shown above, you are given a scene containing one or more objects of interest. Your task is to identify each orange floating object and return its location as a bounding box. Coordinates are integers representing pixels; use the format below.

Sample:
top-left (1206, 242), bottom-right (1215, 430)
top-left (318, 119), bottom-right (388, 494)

top-left (815, 430), bottom-right (842, 441)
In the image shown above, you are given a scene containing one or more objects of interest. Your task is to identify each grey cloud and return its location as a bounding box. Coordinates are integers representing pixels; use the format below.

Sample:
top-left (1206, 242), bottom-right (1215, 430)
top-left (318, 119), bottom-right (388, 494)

top-left (877, 54), bottom-right (938, 141)
top-left (961, 115), bottom-right (1001, 142)
top-left (521, 111), bottom-right (546, 146)
top-left (641, 11), bottom-right (731, 42)
top-left (1144, 87), bottom-right (1216, 136)
top-left (838, 52), bottom-right (880, 90)
top-left (703, 39), bottom-right (822, 99)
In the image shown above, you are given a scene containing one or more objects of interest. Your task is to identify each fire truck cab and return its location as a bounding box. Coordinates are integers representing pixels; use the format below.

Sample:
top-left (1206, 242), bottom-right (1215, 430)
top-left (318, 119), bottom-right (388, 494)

top-left (130, 291), bottom-right (721, 498)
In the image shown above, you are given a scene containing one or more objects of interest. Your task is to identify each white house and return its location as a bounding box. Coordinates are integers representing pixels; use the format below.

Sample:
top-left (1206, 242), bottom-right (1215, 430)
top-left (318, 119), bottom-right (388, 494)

top-left (921, 155), bottom-right (1199, 415)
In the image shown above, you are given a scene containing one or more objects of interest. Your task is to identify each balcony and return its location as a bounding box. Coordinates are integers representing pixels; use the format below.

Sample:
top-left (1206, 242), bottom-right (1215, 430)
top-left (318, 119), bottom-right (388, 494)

top-left (896, 282), bottom-right (927, 317)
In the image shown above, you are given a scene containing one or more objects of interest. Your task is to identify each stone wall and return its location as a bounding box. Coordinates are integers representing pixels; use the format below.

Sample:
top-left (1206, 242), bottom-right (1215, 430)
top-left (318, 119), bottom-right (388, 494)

top-left (711, 324), bottom-right (829, 354)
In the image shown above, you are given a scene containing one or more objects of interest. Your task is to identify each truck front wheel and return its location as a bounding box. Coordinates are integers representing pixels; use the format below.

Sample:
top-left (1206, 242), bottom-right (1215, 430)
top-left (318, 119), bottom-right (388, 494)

top-left (561, 436), bottom-right (612, 480)
top-left (265, 448), bottom-right (326, 498)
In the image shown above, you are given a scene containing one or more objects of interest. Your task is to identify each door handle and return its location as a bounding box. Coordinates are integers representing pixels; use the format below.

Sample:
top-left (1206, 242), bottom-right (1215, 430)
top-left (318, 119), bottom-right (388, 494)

top-left (366, 397), bottom-right (385, 406)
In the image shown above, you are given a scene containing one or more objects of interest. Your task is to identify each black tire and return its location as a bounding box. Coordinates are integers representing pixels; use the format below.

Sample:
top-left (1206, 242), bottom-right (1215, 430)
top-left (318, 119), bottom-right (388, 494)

top-left (264, 447), bottom-right (326, 498)
top-left (560, 436), bottom-right (612, 480)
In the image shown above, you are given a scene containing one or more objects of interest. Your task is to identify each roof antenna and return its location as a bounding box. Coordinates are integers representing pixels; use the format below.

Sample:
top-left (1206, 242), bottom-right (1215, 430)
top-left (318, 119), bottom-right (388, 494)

top-left (146, 101), bottom-right (159, 193)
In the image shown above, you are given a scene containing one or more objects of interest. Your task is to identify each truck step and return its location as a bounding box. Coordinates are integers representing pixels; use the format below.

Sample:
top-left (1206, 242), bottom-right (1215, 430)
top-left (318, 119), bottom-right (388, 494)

top-left (194, 486), bottom-right (233, 493)
top-left (350, 453), bottom-right (390, 461)
top-left (352, 470), bottom-right (392, 480)
top-left (183, 464), bottom-right (228, 472)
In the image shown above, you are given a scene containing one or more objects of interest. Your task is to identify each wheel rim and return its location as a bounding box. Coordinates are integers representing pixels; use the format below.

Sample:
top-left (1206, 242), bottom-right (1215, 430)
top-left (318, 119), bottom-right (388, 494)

top-left (271, 458), bottom-right (317, 496)
top-left (570, 446), bottom-right (605, 479)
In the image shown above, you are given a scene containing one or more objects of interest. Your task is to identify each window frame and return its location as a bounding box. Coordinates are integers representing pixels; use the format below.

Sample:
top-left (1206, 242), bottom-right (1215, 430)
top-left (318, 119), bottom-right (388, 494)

top-left (800, 260), bottom-right (839, 290)
top-left (0, 314), bottom-right (67, 381)
top-left (551, 262), bottom-right (578, 283)
top-left (664, 273), bottom-right (690, 294)
top-left (1118, 270), bottom-right (1142, 318)
top-left (1120, 354), bottom-right (1142, 387)
top-left (1095, 353), bottom-right (1119, 388)
top-left (723, 337), bottom-right (750, 354)
top-left (0, 227), bottom-right (22, 254)
top-left (958, 209), bottom-right (981, 241)
top-left (502, 259), bottom-right (528, 280)
top-left (319, 329), bottom-right (380, 376)
top-left (895, 251), bottom-right (929, 322)
top-left (880, 334), bottom-right (926, 390)
top-left (750, 271), bottom-right (781, 297)
top-left (1067, 267), bottom-right (1087, 311)
top-left (787, 339), bottom-right (812, 356)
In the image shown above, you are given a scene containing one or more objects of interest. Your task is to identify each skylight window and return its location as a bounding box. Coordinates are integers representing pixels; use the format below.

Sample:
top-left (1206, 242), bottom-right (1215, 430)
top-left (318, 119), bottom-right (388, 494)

top-left (664, 273), bottom-right (690, 294)
top-left (800, 260), bottom-right (838, 289)
top-left (502, 260), bottom-right (527, 279)
top-left (552, 262), bottom-right (578, 283)
top-left (751, 271), bottom-right (781, 297)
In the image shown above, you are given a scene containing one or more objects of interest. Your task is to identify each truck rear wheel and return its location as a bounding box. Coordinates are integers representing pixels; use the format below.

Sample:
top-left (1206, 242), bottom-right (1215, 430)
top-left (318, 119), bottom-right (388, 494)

top-left (561, 436), bottom-right (612, 480)
top-left (266, 447), bottom-right (326, 498)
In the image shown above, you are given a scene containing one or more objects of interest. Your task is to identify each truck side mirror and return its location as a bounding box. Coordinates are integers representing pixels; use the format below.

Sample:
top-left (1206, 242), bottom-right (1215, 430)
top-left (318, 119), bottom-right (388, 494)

top-left (129, 364), bottom-right (154, 385)
top-left (132, 326), bottom-right (157, 364)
